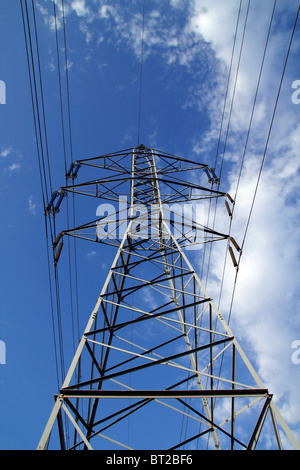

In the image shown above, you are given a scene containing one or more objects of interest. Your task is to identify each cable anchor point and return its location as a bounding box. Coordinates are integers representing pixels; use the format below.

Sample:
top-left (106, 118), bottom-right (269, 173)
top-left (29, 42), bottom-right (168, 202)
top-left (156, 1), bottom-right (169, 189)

top-left (203, 168), bottom-right (220, 185)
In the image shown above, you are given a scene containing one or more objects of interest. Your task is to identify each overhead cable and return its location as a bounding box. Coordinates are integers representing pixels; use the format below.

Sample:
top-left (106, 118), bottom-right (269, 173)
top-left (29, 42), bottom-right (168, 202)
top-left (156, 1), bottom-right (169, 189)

top-left (228, 3), bottom-right (300, 324)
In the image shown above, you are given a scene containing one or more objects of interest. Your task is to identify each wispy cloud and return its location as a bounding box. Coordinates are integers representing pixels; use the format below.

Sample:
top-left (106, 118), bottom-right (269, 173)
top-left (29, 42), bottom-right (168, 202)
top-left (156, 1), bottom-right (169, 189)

top-left (1, 147), bottom-right (13, 157)
top-left (70, 0), bottom-right (90, 18)
top-left (1, 146), bottom-right (23, 174)
top-left (8, 163), bottom-right (21, 172)
top-left (28, 196), bottom-right (37, 215)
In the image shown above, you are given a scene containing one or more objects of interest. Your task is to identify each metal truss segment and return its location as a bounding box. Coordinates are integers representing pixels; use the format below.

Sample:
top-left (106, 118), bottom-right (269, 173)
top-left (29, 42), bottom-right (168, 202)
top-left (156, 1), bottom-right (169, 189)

top-left (38, 146), bottom-right (299, 451)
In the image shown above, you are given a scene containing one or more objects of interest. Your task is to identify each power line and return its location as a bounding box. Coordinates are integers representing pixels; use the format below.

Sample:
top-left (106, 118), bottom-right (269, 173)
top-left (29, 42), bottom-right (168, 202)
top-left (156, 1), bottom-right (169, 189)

top-left (51, 0), bottom-right (80, 361)
top-left (20, 0), bottom-right (50, 205)
top-left (57, 0), bottom-right (80, 352)
top-left (137, 0), bottom-right (146, 146)
top-left (21, 0), bottom-right (72, 395)
top-left (53, 0), bottom-right (68, 174)
top-left (200, 0), bottom-right (250, 296)
top-left (217, 0), bottom-right (251, 182)
top-left (197, 0), bottom-right (244, 292)
top-left (213, 0), bottom-right (243, 171)
top-left (233, 0), bottom-right (278, 208)
top-left (31, 0), bottom-right (53, 197)
top-left (20, 0), bottom-right (63, 388)
top-left (203, 0), bottom-right (278, 447)
top-left (61, 0), bottom-right (74, 165)
top-left (184, 3), bottom-right (244, 447)
top-left (50, 6), bottom-right (81, 445)
top-left (217, 0), bottom-right (278, 316)
top-left (214, 0), bottom-right (280, 412)
top-left (44, 218), bottom-right (61, 389)
top-left (228, 2), bottom-right (300, 324)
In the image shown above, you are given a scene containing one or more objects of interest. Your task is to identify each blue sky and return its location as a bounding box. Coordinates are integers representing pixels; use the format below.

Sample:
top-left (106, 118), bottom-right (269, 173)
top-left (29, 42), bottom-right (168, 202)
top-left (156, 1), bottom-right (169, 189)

top-left (0, 0), bottom-right (300, 450)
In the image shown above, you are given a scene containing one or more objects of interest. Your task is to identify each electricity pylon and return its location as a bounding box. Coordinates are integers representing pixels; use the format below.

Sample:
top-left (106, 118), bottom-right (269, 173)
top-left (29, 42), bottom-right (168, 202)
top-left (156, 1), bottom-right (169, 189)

top-left (38, 145), bottom-right (299, 450)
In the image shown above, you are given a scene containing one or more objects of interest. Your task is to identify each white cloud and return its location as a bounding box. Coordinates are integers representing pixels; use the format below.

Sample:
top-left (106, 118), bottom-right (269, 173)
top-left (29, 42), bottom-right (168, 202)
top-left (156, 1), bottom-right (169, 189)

top-left (79, 20), bottom-right (93, 43)
top-left (1, 147), bottom-right (23, 174)
top-left (98, 4), bottom-right (117, 20)
top-left (1, 147), bottom-right (13, 157)
top-left (70, 0), bottom-right (90, 18)
top-left (49, 14), bottom-right (62, 31)
top-left (8, 163), bottom-right (21, 172)
top-left (170, 0), bottom-right (187, 8)
top-left (47, 61), bottom-right (56, 72)
top-left (37, 0), bottom-right (92, 31)
top-left (86, 250), bottom-right (97, 258)
top-left (28, 196), bottom-right (37, 215)
top-left (66, 59), bottom-right (74, 70)
top-left (188, 0), bottom-right (240, 65)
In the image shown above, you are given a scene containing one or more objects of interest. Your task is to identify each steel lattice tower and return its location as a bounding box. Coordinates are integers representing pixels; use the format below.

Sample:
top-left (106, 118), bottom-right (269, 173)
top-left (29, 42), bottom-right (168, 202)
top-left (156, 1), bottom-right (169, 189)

top-left (38, 145), bottom-right (299, 450)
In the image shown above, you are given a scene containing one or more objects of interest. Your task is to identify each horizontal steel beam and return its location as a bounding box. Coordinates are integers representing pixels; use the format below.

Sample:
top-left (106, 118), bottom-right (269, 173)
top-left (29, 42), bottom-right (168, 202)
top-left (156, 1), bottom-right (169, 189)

top-left (63, 336), bottom-right (234, 390)
top-left (59, 389), bottom-right (270, 399)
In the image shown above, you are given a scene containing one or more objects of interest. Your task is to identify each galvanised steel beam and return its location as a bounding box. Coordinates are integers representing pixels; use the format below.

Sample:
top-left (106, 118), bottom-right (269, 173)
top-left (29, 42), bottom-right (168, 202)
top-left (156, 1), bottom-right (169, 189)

top-left (59, 389), bottom-right (270, 399)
